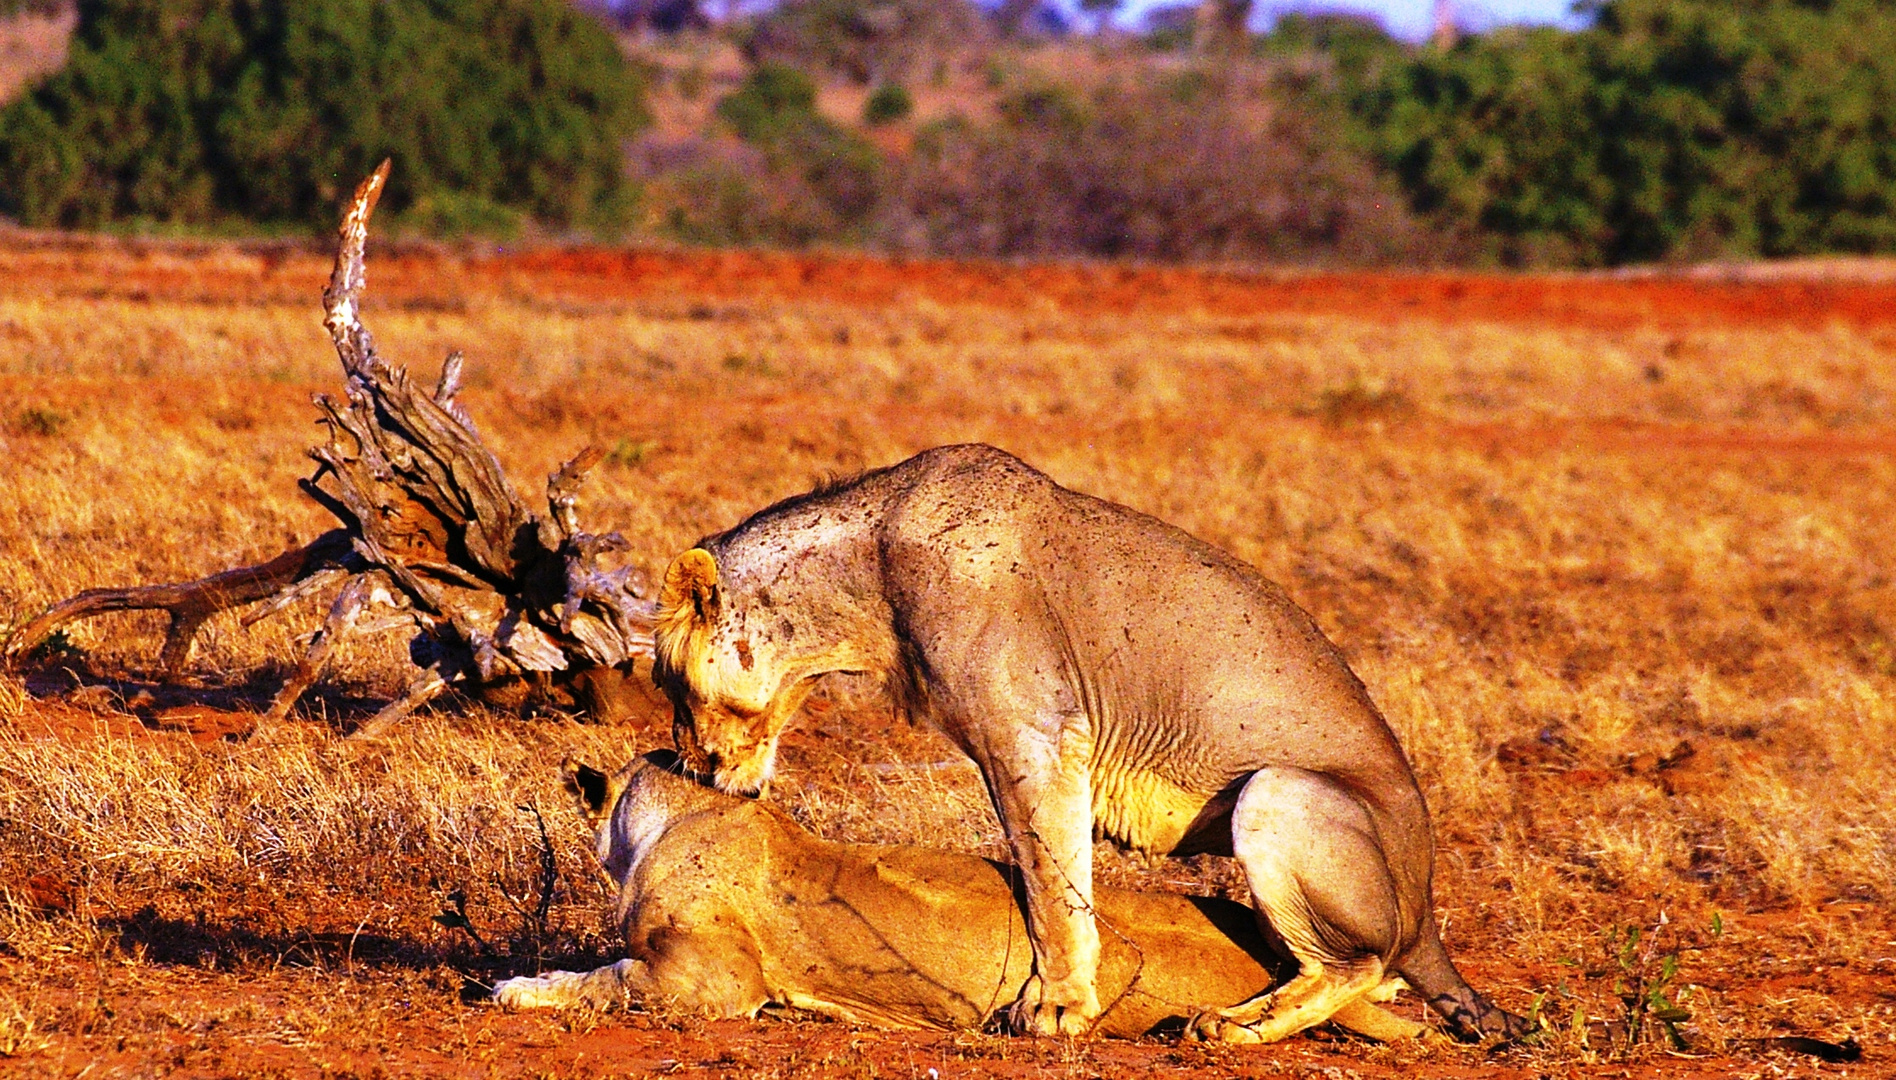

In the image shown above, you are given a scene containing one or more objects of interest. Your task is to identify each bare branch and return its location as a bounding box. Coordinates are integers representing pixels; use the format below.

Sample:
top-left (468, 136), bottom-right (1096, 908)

top-left (4, 531), bottom-right (357, 676)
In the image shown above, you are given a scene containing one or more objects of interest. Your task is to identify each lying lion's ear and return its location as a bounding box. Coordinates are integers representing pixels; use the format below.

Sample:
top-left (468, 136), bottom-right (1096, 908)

top-left (661, 548), bottom-right (721, 626)
top-left (564, 761), bottom-right (613, 818)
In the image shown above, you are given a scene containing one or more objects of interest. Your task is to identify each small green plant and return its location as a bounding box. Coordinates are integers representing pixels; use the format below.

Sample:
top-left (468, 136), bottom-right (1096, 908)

top-left (721, 353), bottom-right (777, 377)
top-left (1605, 916), bottom-right (1696, 1052)
top-left (997, 85), bottom-right (1084, 131)
top-left (604, 438), bottom-right (656, 467)
top-left (863, 83), bottom-right (913, 125)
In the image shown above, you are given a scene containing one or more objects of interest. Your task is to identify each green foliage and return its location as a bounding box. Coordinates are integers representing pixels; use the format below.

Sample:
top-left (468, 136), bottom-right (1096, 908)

top-left (1606, 922), bottom-right (1693, 1051)
top-left (0, 0), bottom-right (647, 232)
top-left (1352, 0), bottom-right (1896, 264)
top-left (1360, 26), bottom-right (1614, 264)
top-left (995, 84), bottom-right (1085, 130)
top-left (403, 192), bottom-right (526, 242)
top-left (699, 62), bottom-right (881, 243)
top-left (744, 0), bottom-right (987, 85)
top-left (1259, 12), bottom-right (1408, 104)
top-left (715, 62), bottom-right (820, 142)
top-left (861, 82), bottom-right (912, 125)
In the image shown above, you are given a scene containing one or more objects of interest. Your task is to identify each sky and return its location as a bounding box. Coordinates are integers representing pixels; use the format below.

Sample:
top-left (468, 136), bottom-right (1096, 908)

top-left (1113, 0), bottom-right (1591, 40)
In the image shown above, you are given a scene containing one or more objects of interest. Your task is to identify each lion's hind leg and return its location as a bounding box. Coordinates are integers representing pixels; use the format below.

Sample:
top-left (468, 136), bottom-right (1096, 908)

top-left (1192, 765), bottom-right (1415, 1044)
top-left (1331, 995), bottom-right (1429, 1042)
top-left (493, 958), bottom-right (648, 1010)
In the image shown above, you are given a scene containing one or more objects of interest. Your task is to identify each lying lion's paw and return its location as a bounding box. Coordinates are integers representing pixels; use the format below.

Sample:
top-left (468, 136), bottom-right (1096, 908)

top-left (492, 974), bottom-right (562, 1009)
top-left (1188, 1011), bottom-right (1263, 1044)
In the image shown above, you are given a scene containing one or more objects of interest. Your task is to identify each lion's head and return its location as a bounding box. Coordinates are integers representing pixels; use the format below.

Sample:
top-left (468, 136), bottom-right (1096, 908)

top-left (653, 548), bottom-right (815, 798)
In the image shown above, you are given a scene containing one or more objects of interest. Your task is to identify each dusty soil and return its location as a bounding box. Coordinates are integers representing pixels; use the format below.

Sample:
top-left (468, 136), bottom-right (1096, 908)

top-left (3, 231), bottom-right (1896, 332)
top-left (3, 238), bottom-right (1892, 1078)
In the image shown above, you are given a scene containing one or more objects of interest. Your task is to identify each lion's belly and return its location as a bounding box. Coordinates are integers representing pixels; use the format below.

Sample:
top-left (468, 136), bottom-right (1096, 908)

top-left (1091, 765), bottom-right (1232, 856)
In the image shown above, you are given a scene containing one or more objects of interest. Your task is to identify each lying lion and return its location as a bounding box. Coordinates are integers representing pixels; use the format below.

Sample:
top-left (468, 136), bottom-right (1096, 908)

top-left (492, 751), bottom-right (1424, 1041)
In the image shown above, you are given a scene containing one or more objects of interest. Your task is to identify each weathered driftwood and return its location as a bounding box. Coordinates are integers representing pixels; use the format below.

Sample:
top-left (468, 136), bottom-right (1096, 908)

top-left (4, 163), bottom-right (656, 737)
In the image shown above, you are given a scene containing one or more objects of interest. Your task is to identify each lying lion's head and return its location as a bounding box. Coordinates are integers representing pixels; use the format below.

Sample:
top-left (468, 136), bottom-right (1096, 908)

top-left (653, 548), bottom-right (814, 798)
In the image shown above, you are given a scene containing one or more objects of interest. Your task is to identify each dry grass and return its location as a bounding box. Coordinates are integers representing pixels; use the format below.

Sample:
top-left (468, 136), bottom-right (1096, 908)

top-left (0, 243), bottom-right (1893, 1075)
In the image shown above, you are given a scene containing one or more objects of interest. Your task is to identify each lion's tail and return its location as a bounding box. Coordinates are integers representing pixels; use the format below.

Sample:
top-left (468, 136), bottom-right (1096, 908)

top-left (1395, 913), bottom-right (1532, 1043)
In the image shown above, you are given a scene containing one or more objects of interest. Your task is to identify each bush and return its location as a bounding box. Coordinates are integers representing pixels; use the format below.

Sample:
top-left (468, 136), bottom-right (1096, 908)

top-left (714, 62), bottom-right (821, 142)
top-left (882, 77), bottom-right (1432, 265)
top-left (1358, 26), bottom-right (1614, 265)
top-left (0, 0), bottom-right (647, 232)
top-left (674, 62), bottom-right (880, 245)
top-left (1355, 0), bottom-right (1896, 264)
top-left (862, 82), bottom-right (912, 125)
top-left (743, 0), bottom-right (987, 85)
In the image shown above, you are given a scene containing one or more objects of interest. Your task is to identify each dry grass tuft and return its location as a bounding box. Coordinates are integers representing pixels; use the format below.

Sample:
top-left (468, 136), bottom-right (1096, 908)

top-left (0, 671), bottom-right (25, 724)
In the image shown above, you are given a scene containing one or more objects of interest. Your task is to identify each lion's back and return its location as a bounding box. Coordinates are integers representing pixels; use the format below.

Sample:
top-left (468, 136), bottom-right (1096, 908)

top-left (875, 445), bottom-right (1416, 802)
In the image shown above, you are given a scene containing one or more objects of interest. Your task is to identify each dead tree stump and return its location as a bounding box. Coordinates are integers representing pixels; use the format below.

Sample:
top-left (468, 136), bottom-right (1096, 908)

top-left (4, 163), bottom-right (657, 738)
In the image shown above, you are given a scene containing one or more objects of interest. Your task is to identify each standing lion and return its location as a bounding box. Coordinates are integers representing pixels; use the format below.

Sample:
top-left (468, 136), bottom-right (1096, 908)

top-left (654, 444), bottom-right (1527, 1043)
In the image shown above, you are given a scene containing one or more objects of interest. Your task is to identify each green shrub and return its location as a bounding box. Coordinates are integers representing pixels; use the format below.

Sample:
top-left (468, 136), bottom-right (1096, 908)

top-left (701, 63), bottom-right (881, 242)
top-left (0, 0), bottom-right (647, 233)
top-left (744, 0), bottom-right (987, 85)
top-left (1359, 26), bottom-right (1614, 264)
top-left (862, 82), bottom-right (912, 125)
top-left (1354, 0), bottom-right (1896, 264)
top-left (715, 62), bottom-right (821, 142)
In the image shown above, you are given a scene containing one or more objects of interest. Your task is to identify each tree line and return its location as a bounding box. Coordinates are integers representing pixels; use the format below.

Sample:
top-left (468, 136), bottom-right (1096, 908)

top-left (0, 0), bottom-right (1891, 267)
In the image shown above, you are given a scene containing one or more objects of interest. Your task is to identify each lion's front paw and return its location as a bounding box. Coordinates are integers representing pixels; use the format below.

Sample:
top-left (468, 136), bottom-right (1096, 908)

top-left (1187, 1010), bottom-right (1263, 1044)
top-left (1005, 974), bottom-right (1098, 1037)
top-left (492, 974), bottom-right (560, 1009)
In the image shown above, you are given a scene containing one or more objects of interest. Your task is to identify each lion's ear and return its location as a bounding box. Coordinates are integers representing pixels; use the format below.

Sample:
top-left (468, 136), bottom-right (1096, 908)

top-left (660, 548), bottom-right (721, 626)
top-left (564, 761), bottom-right (614, 819)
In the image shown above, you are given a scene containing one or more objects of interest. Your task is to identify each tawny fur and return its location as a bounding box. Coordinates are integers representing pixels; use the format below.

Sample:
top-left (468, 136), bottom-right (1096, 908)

top-left (652, 444), bottom-right (1527, 1041)
top-left (492, 752), bottom-right (1427, 1042)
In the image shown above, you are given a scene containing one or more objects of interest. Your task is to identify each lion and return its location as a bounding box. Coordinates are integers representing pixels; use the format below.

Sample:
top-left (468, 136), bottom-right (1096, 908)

top-left (651, 444), bottom-right (1528, 1043)
top-left (492, 750), bottom-right (1426, 1042)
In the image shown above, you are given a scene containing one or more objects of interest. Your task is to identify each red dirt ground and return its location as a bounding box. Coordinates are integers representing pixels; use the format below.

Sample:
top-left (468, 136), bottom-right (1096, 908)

top-left (3, 231), bottom-right (1894, 332)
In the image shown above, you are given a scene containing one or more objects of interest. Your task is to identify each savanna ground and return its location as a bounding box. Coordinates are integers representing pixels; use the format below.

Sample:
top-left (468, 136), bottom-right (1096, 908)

top-left (0, 235), bottom-right (1894, 1078)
